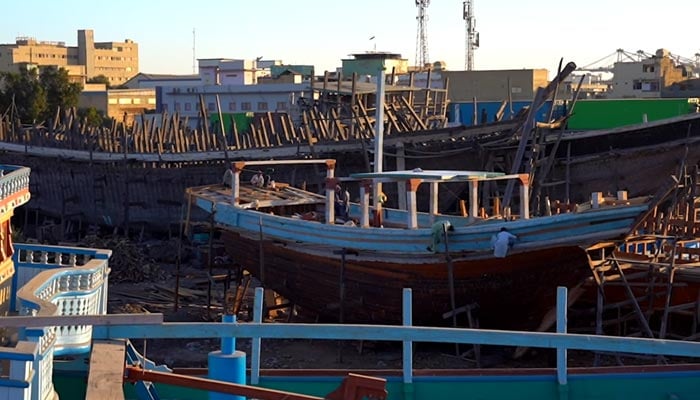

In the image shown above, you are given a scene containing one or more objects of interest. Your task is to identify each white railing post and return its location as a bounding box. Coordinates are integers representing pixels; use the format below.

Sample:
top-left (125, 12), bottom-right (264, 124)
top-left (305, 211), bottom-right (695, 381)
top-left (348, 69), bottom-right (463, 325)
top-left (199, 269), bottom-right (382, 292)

top-left (402, 288), bottom-right (413, 385)
top-left (556, 286), bottom-right (568, 386)
top-left (251, 287), bottom-right (264, 385)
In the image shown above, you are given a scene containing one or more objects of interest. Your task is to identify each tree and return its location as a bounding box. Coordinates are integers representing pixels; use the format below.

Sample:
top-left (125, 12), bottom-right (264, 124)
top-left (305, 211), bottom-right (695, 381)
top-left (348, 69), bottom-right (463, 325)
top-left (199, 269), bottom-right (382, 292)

top-left (0, 66), bottom-right (82, 124)
top-left (87, 74), bottom-right (111, 88)
top-left (0, 69), bottom-right (47, 123)
top-left (77, 107), bottom-right (109, 128)
top-left (39, 66), bottom-right (82, 119)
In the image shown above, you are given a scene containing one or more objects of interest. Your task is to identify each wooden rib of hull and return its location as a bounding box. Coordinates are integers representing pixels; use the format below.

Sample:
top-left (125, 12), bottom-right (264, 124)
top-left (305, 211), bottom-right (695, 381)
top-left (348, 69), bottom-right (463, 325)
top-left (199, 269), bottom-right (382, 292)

top-left (221, 230), bottom-right (589, 329)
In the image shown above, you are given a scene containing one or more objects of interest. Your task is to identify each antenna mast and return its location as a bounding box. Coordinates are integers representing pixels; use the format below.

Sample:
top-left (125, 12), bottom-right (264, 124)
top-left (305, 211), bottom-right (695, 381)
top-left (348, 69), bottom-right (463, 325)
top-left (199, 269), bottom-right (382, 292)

top-left (415, 0), bottom-right (430, 69)
top-left (463, 0), bottom-right (479, 70)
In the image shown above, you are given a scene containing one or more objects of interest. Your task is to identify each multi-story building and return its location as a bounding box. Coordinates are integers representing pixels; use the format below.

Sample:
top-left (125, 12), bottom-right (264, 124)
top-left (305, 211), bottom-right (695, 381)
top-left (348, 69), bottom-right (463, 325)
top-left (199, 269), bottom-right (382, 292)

top-left (144, 58), bottom-right (311, 129)
top-left (0, 29), bottom-right (138, 85)
top-left (610, 48), bottom-right (695, 98)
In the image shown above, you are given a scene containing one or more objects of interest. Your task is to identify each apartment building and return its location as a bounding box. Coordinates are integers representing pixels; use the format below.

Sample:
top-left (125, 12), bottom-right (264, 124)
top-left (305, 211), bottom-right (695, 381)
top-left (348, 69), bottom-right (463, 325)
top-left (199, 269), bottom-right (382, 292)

top-left (0, 29), bottom-right (138, 85)
top-left (610, 48), bottom-right (695, 98)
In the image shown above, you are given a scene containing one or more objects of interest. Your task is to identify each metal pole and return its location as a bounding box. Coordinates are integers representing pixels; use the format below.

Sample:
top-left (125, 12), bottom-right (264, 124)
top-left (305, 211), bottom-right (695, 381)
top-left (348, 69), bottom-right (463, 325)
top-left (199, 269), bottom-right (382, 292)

top-left (443, 224), bottom-right (459, 356)
top-left (373, 67), bottom-right (385, 207)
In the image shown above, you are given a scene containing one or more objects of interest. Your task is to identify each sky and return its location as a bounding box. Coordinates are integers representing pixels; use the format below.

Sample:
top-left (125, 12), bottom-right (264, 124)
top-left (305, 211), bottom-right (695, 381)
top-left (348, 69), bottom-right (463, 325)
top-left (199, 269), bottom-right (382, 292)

top-left (2, 0), bottom-right (698, 77)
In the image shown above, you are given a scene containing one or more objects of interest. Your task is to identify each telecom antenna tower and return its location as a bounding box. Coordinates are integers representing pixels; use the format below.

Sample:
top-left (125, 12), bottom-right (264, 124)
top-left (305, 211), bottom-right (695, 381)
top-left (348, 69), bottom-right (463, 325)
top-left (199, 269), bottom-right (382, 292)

top-left (415, 0), bottom-right (430, 69)
top-left (463, 0), bottom-right (479, 70)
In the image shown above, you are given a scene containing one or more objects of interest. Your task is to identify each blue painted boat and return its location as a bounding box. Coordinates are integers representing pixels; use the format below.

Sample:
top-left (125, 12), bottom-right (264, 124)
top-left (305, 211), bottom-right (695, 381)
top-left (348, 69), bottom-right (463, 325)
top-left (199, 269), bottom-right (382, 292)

top-left (187, 159), bottom-right (660, 328)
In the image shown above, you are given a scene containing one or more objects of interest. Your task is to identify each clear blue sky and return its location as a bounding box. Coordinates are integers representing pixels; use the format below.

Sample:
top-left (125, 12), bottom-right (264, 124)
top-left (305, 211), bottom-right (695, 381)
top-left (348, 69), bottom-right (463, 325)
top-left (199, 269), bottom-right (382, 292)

top-left (3, 0), bottom-right (698, 76)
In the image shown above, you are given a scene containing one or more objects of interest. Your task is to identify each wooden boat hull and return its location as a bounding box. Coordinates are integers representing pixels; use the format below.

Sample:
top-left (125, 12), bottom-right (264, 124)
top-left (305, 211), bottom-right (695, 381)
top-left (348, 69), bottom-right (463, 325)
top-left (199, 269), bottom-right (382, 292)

top-left (222, 230), bottom-right (590, 328)
top-left (545, 113), bottom-right (700, 203)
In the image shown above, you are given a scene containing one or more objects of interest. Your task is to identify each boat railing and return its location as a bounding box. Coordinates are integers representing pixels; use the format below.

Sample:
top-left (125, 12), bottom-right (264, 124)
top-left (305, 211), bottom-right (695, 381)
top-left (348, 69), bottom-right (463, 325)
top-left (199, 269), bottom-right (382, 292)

top-left (0, 243), bottom-right (111, 400)
top-left (0, 165), bottom-right (30, 205)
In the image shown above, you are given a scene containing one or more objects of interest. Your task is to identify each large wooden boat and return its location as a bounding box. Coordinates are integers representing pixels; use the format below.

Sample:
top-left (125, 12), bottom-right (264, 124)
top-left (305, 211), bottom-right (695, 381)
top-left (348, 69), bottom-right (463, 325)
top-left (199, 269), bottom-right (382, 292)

top-left (186, 159), bottom-right (661, 328)
top-left (535, 112), bottom-right (700, 204)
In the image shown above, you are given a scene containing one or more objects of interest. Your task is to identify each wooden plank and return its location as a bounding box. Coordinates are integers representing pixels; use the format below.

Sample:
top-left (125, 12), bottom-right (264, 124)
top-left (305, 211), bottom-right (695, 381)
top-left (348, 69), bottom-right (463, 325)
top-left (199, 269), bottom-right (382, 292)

top-left (399, 96), bottom-right (428, 131)
top-left (193, 127), bottom-right (202, 152)
top-left (286, 114), bottom-right (298, 143)
top-left (267, 112), bottom-right (282, 146)
top-left (86, 340), bottom-right (126, 400)
top-left (280, 113), bottom-right (291, 143)
top-left (330, 108), bottom-right (346, 140)
top-left (232, 115), bottom-right (241, 149)
top-left (356, 101), bottom-right (375, 138)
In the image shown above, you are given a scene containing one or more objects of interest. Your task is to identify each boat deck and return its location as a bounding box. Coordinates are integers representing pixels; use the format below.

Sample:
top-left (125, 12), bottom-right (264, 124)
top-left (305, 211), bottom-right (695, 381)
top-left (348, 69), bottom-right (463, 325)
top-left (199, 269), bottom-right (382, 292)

top-left (188, 182), bottom-right (326, 210)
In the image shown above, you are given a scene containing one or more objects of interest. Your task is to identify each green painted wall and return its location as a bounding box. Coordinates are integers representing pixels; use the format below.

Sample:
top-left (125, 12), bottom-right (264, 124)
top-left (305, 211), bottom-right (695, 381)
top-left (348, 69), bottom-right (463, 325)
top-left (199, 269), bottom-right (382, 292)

top-left (567, 98), bottom-right (699, 130)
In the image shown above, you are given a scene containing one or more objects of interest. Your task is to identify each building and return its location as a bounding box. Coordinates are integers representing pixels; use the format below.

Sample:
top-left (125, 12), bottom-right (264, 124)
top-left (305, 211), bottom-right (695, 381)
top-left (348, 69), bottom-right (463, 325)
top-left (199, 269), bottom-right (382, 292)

top-left (78, 85), bottom-right (156, 125)
top-left (441, 68), bottom-right (549, 103)
top-left (151, 58), bottom-right (310, 130)
top-left (198, 58), bottom-right (281, 85)
top-left (341, 52), bottom-right (409, 77)
top-left (610, 49), bottom-right (695, 98)
top-left (0, 29), bottom-right (138, 85)
top-left (122, 73), bottom-right (201, 89)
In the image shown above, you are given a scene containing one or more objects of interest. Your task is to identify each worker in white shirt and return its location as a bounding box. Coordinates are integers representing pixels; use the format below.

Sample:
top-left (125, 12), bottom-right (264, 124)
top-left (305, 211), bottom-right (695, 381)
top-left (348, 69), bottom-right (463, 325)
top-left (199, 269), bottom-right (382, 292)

top-left (492, 227), bottom-right (517, 258)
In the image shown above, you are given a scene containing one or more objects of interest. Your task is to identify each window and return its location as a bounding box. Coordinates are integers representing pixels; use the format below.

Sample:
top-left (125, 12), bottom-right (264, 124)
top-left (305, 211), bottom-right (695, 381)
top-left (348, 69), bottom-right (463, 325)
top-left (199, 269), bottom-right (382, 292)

top-left (184, 102), bottom-right (192, 111)
top-left (174, 102), bottom-right (181, 111)
top-left (208, 102), bottom-right (215, 111)
top-left (276, 102), bottom-right (287, 111)
top-left (133, 98), bottom-right (141, 104)
top-left (633, 80), bottom-right (642, 90)
top-left (643, 64), bottom-right (655, 73)
top-left (257, 102), bottom-right (268, 111)
top-left (241, 102), bottom-right (251, 111)
top-left (228, 102), bottom-right (236, 111)
top-left (162, 104), bottom-right (169, 111)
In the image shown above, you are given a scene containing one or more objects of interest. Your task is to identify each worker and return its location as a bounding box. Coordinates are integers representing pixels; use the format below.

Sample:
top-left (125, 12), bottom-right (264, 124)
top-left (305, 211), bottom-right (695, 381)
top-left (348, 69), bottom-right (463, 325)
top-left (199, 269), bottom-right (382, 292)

top-left (250, 170), bottom-right (264, 187)
top-left (335, 184), bottom-right (350, 221)
top-left (491, 227), bottom-right (517, 258)
top-left (427, 220), bottom-right (454, 253)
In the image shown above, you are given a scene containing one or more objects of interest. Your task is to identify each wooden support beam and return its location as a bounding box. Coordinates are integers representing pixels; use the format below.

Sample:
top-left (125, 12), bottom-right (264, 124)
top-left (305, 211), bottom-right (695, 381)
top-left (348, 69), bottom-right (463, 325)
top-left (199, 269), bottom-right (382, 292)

top-left (399, 96), bottom-right (428, 131)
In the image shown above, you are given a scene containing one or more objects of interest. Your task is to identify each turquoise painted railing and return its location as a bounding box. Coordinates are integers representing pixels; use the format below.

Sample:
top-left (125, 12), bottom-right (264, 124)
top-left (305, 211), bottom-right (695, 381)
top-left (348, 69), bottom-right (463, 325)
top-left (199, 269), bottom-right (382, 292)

top-left (90, 288), bottom-right (700, 397)
top-left (1, 244), bottom-right (111, 400)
